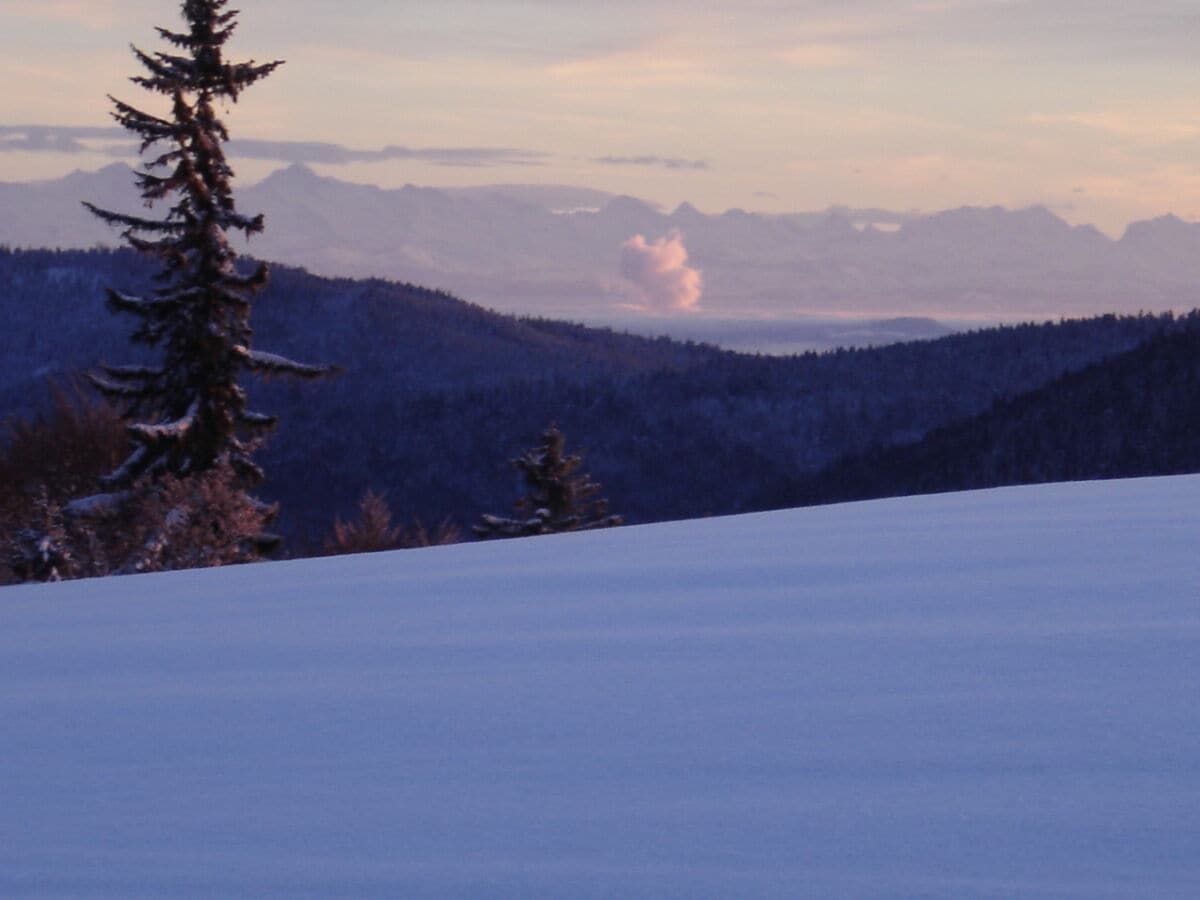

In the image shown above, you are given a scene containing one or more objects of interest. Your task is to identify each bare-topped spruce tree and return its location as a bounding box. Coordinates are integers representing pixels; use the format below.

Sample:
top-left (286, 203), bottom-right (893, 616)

top-left (84, 0), bottom-right (329, 491)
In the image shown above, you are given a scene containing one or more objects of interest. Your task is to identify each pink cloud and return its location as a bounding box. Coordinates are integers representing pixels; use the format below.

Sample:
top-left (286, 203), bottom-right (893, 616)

top-left (619, 229), bottom-right (703, 312)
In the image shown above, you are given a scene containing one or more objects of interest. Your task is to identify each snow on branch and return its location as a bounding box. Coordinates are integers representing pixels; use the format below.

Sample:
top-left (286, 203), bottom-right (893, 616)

top-left (63, 490), bottom-right (135, 519)
top-left (129, 398), bottom-right (200, 444)
top-left (87, 372), bottom-right (156, 398)
top-left (102, 364), bottom-right (164, 379)
top-left (239, 348), bottom-right (335, 379)
top-left (106, 288), bottom-right (179, 313)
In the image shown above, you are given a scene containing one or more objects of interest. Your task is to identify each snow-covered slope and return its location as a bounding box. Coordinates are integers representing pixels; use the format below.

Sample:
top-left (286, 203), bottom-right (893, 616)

top-left (3, 477), bottom-right (1198, 898)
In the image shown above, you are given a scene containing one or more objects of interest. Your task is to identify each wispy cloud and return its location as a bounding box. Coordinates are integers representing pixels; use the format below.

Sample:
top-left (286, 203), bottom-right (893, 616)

top-left (547, 39), bottom-right (717, 87)
top-left (0, 125), bottom-right (549, 168)
top-left (229, 140), bottom-right (548, 168)
top-left (595, 156), bottom-right (710, 171)
top-left (0, 125), bottom-right (122, 154)
top-left (1029, 108), bottom-right (1200, 146)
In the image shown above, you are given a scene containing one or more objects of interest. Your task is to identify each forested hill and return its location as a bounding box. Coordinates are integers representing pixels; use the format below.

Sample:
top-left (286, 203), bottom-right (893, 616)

top-left (776, 319), bottom-right (1200, 508)
top-left (1, 247), bottom-right (1192, 541)
top-left (0, 247), bottom-right (719, 419)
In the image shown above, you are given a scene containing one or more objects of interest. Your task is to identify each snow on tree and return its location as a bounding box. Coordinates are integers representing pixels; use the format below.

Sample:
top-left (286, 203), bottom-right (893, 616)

top-left (116, 465), bottom-right (278, 574)
top-left (474, 424), bottom-right (623, 539)
top-left (8, 492), bottom-right (74, 583)
top-left (8, 463), bottom-right (276, 582)
top-left (83, 0), bottom-right (330, 489)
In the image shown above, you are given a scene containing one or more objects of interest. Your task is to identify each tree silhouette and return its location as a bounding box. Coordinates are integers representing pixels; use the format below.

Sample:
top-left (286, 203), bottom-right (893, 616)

top-left (84, 0), bottom-right (330, 489)
top-left (475, 424), bottom-right (622, 539)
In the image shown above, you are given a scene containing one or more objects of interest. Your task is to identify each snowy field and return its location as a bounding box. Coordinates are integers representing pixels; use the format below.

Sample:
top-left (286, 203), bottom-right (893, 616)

top-left (3, 477), bottom-right (1198, 899)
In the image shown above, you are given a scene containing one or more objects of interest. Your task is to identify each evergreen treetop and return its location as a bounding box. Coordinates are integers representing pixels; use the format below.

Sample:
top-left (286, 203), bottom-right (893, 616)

top-left (85, 0), bottom-right (329, 488)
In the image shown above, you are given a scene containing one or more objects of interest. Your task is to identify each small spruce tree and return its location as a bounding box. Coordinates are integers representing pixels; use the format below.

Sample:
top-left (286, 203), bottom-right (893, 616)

top-left (474, 424), bottom-right (622, 539)
top-left (83, 0), bottom-right (330, 489)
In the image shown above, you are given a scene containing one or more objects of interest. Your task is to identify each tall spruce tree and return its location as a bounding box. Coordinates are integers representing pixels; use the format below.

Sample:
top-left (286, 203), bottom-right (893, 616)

top-left (84, 0), bottom-right (329, 488)
top-left (474, 424), bottom-right (623, 539)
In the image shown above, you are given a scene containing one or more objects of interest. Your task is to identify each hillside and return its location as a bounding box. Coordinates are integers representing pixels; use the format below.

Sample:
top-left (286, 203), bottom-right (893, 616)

top-left (1, 247), bottom-right (1191, 541)
top-left (3, 476), bottom-right (1198, 897)
top-left (782, 320), bottom-right (1200, 507)
top-left (0, 246), bottom-right (717, 419)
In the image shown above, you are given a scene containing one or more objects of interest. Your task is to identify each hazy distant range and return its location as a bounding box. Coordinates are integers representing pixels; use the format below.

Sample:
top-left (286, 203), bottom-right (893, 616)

top-left (7, 163), bottom-right (1200, 352)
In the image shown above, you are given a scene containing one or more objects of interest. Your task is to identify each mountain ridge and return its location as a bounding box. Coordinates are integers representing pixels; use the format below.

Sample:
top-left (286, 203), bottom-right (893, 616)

top-left (5, 165), bottom-right (1200, 324)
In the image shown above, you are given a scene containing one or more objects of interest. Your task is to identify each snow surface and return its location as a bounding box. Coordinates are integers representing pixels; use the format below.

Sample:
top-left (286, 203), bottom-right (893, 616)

top-left (3, 477), bottom-right (1199, 898)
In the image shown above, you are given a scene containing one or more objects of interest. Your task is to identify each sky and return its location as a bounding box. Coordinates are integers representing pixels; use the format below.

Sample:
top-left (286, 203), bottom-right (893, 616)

top-left (3, 1), bottom-right (1200, 235)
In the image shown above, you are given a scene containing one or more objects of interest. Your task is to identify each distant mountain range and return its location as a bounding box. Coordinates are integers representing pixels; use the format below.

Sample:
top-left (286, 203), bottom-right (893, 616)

top-left (5, 163), bottom-right (1200, 326)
